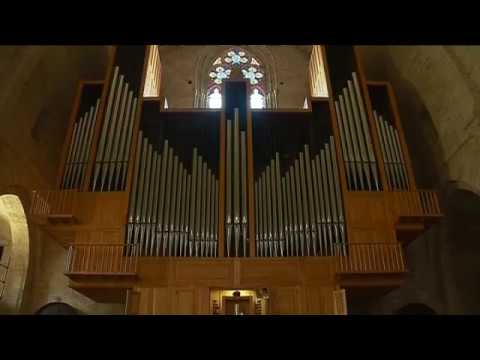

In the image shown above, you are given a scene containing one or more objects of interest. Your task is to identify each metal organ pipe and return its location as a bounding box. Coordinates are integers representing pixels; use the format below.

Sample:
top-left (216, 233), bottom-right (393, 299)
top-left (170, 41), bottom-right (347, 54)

top-left (91, 66), bottom-right (139, 192)
top-left (127, 134), bottom-right (219, 258)
top-left (333, 72), bottom-right (380, 191)
top-left (224, 109), bottom-right (249, 257)
top-left (254, 137), bottom-right (346, 257)
top-left (62, 97), bottom-right (101, 190)
top-left (225, 121), bottom-right (232, 257)
top-left (374, 110), bottom-right (409, 190)
top-left (241, 132), bottom-right (248, 257)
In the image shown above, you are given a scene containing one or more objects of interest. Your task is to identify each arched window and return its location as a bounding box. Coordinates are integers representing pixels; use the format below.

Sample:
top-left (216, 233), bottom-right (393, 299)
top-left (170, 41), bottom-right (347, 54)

top-left (206, 49), bottom-right (267, 109)
top-left (207, 87), bottom-right (222, 109)
top-left (250, 88), bottom-right (265, 109)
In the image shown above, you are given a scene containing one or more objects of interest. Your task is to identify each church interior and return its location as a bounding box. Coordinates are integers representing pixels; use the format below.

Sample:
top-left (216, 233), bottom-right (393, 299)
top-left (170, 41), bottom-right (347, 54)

top-left (1, 45), bottom-right (479, 315)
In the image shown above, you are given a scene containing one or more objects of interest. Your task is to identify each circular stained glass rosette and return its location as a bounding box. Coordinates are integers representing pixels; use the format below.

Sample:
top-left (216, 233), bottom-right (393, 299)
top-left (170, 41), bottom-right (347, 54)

top-left (231, 54), bottom-right (241, 64)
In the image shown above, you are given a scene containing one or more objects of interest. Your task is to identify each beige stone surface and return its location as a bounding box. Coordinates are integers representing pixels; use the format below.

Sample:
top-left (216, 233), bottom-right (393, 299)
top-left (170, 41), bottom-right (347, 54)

top-left (356, 45), bottom-right (480, 314)
top-left (0, 46), bottom-right (122, 314)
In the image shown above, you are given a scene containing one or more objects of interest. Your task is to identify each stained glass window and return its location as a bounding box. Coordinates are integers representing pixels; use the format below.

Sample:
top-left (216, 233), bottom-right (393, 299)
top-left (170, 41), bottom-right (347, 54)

top-left (207, 49), bottom-right (265, 86)
top-left (207, 48), bottom-right (267, 109)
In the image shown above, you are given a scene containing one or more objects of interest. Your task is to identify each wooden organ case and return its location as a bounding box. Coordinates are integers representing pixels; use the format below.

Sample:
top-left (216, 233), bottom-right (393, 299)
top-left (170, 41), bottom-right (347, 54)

top-left (29, 45), bottom-right (442, 315)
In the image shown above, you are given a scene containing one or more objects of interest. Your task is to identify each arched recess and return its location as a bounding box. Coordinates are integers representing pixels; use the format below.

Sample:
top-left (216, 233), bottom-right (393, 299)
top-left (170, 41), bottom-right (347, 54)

top-left (439, 184), bottom-right (480, 313)
top-left (0, 194), bottom-right (30, 314)
top-left (35, 301), bottom-right (82, 315)
top-left (395, 303), bottom-right (437, 315)
top-left (194, 45), bottom-right (279, 109)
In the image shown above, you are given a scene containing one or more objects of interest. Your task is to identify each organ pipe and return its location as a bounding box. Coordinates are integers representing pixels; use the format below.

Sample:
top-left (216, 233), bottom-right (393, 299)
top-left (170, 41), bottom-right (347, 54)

top-left (62, 98), bottom-right (100, 189)
top-left (373, 110), bottom-right (409, 190)
top-left (127, 136), bottom-right (219, 257)
top-left (334, 72), bottom-right (380, 191)
top-left (91, 66), bottom-right (139, 192)
top-left (225, 109), bottom-right (249, 257)
top-left (254, 139), bottom-right (346, 257)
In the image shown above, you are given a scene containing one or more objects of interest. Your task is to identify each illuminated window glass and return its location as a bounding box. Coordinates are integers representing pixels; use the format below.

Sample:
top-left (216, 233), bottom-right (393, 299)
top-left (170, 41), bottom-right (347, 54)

top-left (206, 48), bottom-right (268, 108)
top-left (250, 88), bottom-right (265, 109)
top-left (208, 88), bottom-right (222, 109)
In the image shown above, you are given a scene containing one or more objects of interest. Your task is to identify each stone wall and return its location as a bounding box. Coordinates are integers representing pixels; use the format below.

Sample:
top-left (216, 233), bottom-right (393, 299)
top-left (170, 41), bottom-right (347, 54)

top-left (357, 46), bottom-right (480, 314)
top-left (0, 46), bottom-right (122, 314)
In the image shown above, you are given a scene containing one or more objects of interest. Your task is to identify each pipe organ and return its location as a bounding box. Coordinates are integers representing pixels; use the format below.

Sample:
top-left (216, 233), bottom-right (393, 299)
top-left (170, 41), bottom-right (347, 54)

top-left (91, 66), bottom-right (139, 192)
top-left (255, 138), bottom-right (346, 258)
top-left (127, 133), bottom-right (219, 257)
top-left (224, 110), bottom-right (249, 257)
top-left (61, 99), bottom-right (101, 189)
top-left (333, 72), bottom-right (380, 191)
top-left (30, 45), bottom-right (442, 315)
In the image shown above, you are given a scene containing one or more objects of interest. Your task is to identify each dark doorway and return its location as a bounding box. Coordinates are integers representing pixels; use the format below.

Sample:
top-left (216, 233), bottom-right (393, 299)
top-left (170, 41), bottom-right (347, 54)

top-left (35, 302), bottom-right (82, 315)
top-left (395, 303), bottom-right (436, 315)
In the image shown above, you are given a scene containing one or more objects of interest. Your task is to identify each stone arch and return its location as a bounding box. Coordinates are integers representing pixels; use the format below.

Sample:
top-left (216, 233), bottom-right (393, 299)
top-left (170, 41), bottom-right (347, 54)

top-left (35, 301), bottom-right (82, 315)
top-left (0, 194), bottom-right (30, 314)
top-left (193, 45), bottom-right (279, 108)
top-left (438, 186), bottom-right (480, 313)
top-left (395, 303), bottom-right (437, 315)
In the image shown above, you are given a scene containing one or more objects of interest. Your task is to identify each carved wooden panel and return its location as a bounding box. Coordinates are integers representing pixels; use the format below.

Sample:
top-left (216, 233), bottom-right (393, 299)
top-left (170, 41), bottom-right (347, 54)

top-left (172, 259), bottom-right (234, 286)
top-left (239, 260), bottom-right (300, 287)
top-left (152, 287), bottom-right (170, 314)
top-left (75, 228), bottom-right (123, 244)
top-left (127, 290), bottom-right (140, 314)
top-left (173, 288), bottom-right (196, 315)
top-left (137, 259), bottom-right (169, 287)
top-left (74, 192), bottom-right (129, 227)
top-left (269, 287), bottom-right (300, 314)
top-left (305, 286), bottom-right (335, 314)
top-left (135, 287), bottom-right (195, 314)
top-left (138, 287), bottom-right (154, 314)
top-left (344, 192), bottom-right (395, 243)
top-left (302, 258), bottom-right (335, 285)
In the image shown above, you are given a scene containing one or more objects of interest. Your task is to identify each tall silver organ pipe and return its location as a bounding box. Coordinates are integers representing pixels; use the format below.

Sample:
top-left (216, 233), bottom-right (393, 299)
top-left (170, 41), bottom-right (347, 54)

top-left (224, 109), bottom-right (249, 257)
top-left (127, 135), bottom-right (219, 257)
top-left (62, 99), bottom-right (101, 189)
top-left (334, 72), bottom-right (380, 191)
top-left (373, 110), bottom-right (409, 190)
top-left (91, 66), bottom-right (139, 192)
top-left (255, 139), bottom-right (346, 257)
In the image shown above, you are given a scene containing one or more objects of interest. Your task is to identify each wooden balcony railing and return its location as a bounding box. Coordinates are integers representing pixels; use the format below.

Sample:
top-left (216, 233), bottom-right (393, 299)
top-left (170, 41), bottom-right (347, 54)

top-left (335, 243), bottom-right (407, 274)
top-left (390, 190), bottom-right (441, 219)
top-left (30, 190), bottom-right (77, 222)
top-left (65, 243), bottom-right (139, 275)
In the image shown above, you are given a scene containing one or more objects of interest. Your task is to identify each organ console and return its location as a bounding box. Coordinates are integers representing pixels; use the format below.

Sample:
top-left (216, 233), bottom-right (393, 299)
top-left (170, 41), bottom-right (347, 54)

top-left (29, 45), bottom-right (443, 314)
